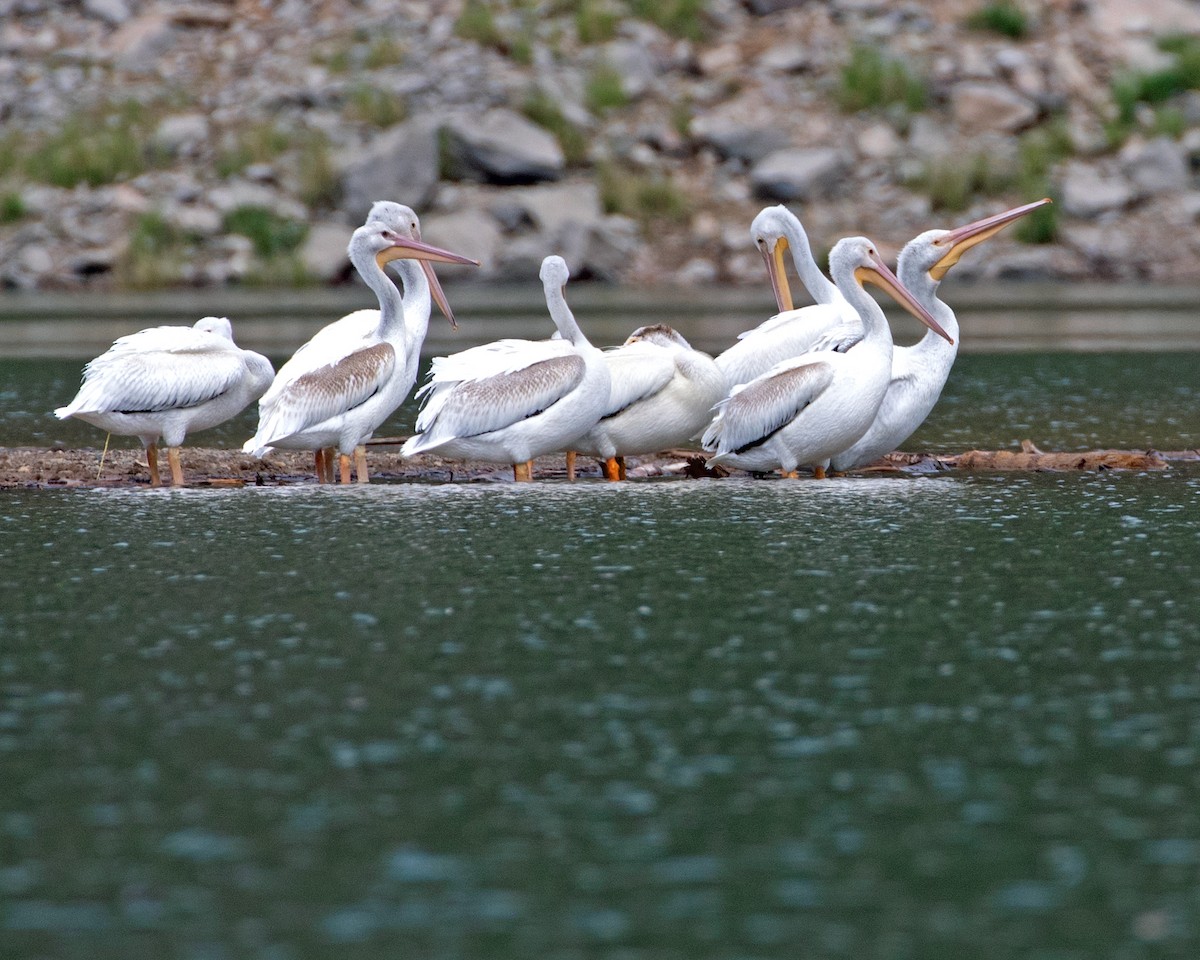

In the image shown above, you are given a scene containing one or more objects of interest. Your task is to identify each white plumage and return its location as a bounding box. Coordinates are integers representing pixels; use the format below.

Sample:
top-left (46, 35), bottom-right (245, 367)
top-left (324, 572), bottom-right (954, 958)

top-left (715, 205), bottom-right (859, 389)
top-left (832, 198), bottom-right (1052, 471)
top-left (570, 324), bottom-right (727, 480)
top-left (702, 237), bottom-right (952, 478)
top-left (402, 255), bottom-right (611, 481)
top-left (243, 209), bottom-right (477, 483)
top-left (55, 316), bottom-right (273, 486)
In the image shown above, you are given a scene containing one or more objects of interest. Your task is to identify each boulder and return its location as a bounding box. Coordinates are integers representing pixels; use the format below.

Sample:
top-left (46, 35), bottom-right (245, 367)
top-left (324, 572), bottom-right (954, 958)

top-left (419, 208), bottom-right (502, 279)
top-left (498, 182), bottom-right (603, 236)
top-left (1119, 136), bottom-right (1188, 196)
top-left (152, 113), bottom-right (210, 158)
top-left (83, 0), bottom-right (132, 26)
top-left (299, 221), bottom-right (354, 282)
top-left (950, 81), bottom-right (1038, 134)
top-left (750, 148), bottom-right (850, 201)
top-left (443, 110), bottom-right (564, 185)
top-left (1059, 162), bottom-right (1134, 218)
top-left (109, 12), bottom-right (177, 72)
top-left (339, 115), bottom-right (441, 221)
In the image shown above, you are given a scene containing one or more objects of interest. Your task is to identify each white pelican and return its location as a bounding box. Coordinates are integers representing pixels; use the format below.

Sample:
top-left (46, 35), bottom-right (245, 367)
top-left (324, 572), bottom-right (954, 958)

top-left (243, 215), bottom-right (478, 483)
top-left (55, 316), bottom-right (273, 487)
top-left (569, 323), bottom-right (727, 480)
top-left (715, 205), bottom-right (857, 388)
top-left (401, 256), bottom-right (610, 482)
top-left (831, 198), bottom-right (1052, 472)
top-left (701, 237), bottom-right (952, 478)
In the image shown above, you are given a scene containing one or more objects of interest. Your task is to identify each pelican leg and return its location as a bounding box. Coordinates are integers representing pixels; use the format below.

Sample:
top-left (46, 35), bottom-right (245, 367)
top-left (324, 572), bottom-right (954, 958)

top-left (602, 457), bottom-right (622, 482)
top-left (513, 461), bottom-right (533, 482)
top-left (779, 469), bottom-right (799, 479)
top-left (339, 453), bottom-right (352, 484)
top-left (167, 447), bottom-right (184, 487)
top-left (354, 445), bottom-right (369, 484)
top-left (813, 465), bottom-right (827, 480)
top-left (617, 456), bottom-right (627, 481)
top-left (565, 450), bottom-right (576, 481)
top-left (147, 442), bottom-right (161, 487)
top-left (314, 448), bottom-right (327, 484)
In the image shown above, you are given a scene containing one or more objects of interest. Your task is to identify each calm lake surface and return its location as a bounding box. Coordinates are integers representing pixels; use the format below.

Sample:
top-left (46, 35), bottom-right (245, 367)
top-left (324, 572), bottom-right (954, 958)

top-left (2, 289), bottom-right (1200, 958)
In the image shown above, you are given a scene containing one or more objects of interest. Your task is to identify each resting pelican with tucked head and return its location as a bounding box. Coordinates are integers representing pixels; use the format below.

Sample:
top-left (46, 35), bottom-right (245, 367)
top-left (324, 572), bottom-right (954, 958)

top-left (401, 256), bottom-right (610, 482)
top-left (243, 215), bottom-right (478, 483)
top-left (715, 205), bottom-right (857, 389)
top-left (702, 237), bottom-right (952, 478)
top-left (569, 324), bottom-right (727, 480)
top-left (831, 198), bottom-right (1052, 471)
top-left (56, 316), bottom-right (273, 487)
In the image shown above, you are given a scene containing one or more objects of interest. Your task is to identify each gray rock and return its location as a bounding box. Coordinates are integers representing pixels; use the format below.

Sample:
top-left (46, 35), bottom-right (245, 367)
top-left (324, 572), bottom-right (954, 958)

top-left (1119, 136), bottom-right (1188, 196)
top-left (950, 81), bottom-right (1038, 133)
top-left (559, 216), bottom-right (642, 282)
top-left (152, 113), bottom-right (210, 157)
top-left (443, 109), bottom-right (564, 185)
top-left (299, 221), bottom-right (353, 282)
top-left (1059, 162), bottom-right (1134, 218)
top-left (601, 40), bottom-right (658, 99)
top-left (339, 115), bottom-right (442, 220)
top-left (109, 12), bottom-right (176, 72)
top-left (207, 182), bottom-right (307, 221)
top-left (83, 0), bottom-right (131, 26)
top-left (857, 122), bottom-right (901, 160)
top-left (690, 113), bottom-right (790, 164)
top-left (420, 208), bottom-right (502, 279)
top-left (750, 148), bottom-right (850, 202)
top-left (499, 182), bottom-right (604, 236)
top-left (164, 203), bottom-right (222, 236)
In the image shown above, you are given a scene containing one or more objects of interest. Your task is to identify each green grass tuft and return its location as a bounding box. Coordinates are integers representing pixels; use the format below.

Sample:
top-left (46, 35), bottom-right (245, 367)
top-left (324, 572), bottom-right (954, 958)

top-left (116, 212), bottom-right (184, 288)
top-left (965, 1), bottom-right (1028, 39)
top-left (344, 83), bottom-right (408, 128)
top-left (585, 63), bottom-right (629, 114)
top-left (598, 162), bottom-right (689, 223)
top-left (836, 45), bottom-right (927, 114)
top-left (626, 0), bottom-right (707, 41)
top-left (576, 1), bottom-right (620, 44)
top-left (215, 122), bottom-right (292, 178)
top-left (521, 88), bottom-right (589, 165)
top-left (25, 102), bottom-right (158, 188)
top-left (0, 192), bottom-right (25, 223)
top-left (223, 205), bottom-right (307, 258)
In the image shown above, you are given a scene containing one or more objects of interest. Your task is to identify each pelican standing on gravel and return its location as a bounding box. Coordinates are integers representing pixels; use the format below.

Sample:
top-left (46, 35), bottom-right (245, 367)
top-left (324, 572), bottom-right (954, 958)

top-left (831, 198), bottom-right (1052, 472)
top-left (715, 205), bottom-right (857, 388)
top-left (401, 256), bottom-right (610, 482)
top-left (243, 215), bottom-right (479, 483)
top-left (702, 237), bottom-right (952, 478)
top-left (569, 323), bottom-right (727, 480)
top-left (55, 316), bottom-right (274, 487)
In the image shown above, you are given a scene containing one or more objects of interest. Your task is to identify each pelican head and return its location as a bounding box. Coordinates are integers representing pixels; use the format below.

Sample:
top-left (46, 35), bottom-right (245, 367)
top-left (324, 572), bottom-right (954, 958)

top-left (193, 316), bottom-right (234, 340)
top-left (921, 197), bottom-right (1053, 281)
top-left (623, 323), bottom-right (692, 350)
top-left (750, 204), bottom-right (801, 313)
top-left (362, 201), bottom-right (480, 329)
top-left (831, 236), bottom-right (954, 345)
top-left (539, 254), bottom-right (571, 290)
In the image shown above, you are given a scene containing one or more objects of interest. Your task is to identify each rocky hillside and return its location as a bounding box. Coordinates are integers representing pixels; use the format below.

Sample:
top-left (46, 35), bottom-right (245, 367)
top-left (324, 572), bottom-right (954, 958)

top-left (2, 0), bottom-right (1200, 291)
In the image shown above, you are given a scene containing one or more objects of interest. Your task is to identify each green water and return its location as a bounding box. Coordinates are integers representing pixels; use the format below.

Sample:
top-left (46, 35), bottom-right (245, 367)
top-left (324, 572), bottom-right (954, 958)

top-left (2, 352), bottom-right (1199, 958)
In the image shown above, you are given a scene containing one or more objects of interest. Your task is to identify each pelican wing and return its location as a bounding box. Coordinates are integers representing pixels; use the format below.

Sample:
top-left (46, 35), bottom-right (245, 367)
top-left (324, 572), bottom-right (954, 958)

top-left (807, 320), bottom-right (864, 354)
top-left (59, 339), bottom-right (247, 416)
top-left (599, 342), bottom-right (676, 418)
top-left (414, 353), bottom-right (586, 442)
top-left (702, 359), bottom-right (836, 455)
top-left (261, 310), bottom-right (381, 407)
top-left (718, 303), bottom-right (850, 387)
top-left (252, 342), bottom-right (396, 445)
